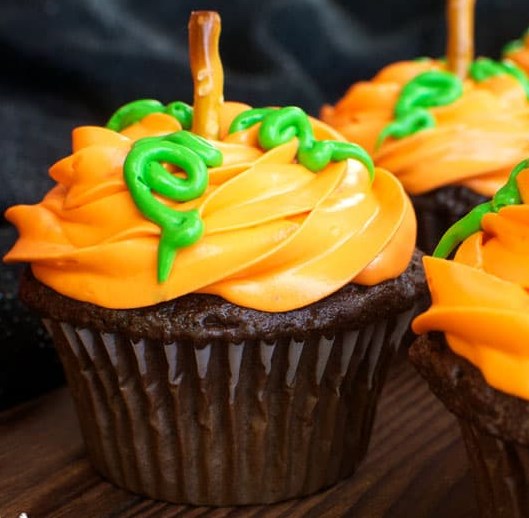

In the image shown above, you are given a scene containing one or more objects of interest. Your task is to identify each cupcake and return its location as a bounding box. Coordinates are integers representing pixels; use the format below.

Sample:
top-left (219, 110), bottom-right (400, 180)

top-left (321, 0), bottom-right (529, 253)
top-left (410, 159), bottom-right (529, 516)
top-left (3, 11), bottom-right (425, 506)
top-left (504, 28), bottom-right (529, 74)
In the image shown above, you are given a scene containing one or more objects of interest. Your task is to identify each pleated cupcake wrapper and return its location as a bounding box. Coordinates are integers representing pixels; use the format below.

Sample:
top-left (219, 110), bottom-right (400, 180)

top-left (43, 305), bottom-right (415, 506)
top-left (459, 419), bottom-right (529, 518)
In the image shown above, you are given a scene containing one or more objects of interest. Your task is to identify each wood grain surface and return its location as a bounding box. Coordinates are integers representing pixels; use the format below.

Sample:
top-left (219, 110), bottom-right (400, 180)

top-left (0, 356), bottom-right (479, 518)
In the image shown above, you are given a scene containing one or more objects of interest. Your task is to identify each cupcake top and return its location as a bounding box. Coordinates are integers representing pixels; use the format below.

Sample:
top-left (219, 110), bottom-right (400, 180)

top-left (3, 11), bottom-right (418, 313)
top-left (322, 0), bottom-right (529, 199)
top-left (4, 101), bottom-right (416, 312)
top-left (413, 160), bottom-right (529, 400)
top-left (321, 58), bottom-right (529, 197)
top-left (504, 28), bottom-right (529, 75)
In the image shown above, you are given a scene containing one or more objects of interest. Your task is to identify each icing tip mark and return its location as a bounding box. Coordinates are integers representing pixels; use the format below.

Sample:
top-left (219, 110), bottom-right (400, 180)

top-left (434, 158), bottom-right (529, 259)
top-left (123, 130), bottom-right (222, 282)
top-left (228, 106), bottom-right (375, 180)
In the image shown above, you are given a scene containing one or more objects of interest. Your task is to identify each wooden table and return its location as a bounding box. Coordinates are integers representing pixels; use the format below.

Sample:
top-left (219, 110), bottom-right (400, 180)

top-left (0, 356), bottom-right (479, 517)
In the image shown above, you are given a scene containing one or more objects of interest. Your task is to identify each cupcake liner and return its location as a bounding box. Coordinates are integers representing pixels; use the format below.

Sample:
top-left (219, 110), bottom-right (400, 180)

top-left (459, 419), bottom-right (529, 518)
top-left (43, 307), bottom-right (415, 506)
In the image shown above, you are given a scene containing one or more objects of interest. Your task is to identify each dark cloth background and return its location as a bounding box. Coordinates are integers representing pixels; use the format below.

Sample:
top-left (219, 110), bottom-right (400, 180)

top-left (1, 0), bottom-right (528, 213)
top-left (0, 1), bottom-right (528, 407)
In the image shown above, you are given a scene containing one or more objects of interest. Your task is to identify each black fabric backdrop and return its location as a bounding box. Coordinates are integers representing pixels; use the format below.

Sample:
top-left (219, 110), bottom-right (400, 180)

top-left (0, 1), bottom-right (528, 406)
top-left (1, 0), bottom-right (529, 213)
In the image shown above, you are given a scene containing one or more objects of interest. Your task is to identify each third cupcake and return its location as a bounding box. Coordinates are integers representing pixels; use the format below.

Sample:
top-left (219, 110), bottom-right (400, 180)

top-left (411, 159), bottom-right (529, 517)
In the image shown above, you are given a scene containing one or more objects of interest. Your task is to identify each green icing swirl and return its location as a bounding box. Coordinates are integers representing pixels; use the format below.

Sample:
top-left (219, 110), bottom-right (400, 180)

top-left (470, 57), bottom-right (529, 99)
top-left (434, 159), bottom-right (529, 258)
top-left (124, 131), bottom-right (222, 282)
top-left (120, 103), bottom-right (375, 280)
top-left (107, 99), bottom-right (193, 132)
top-left (503, 28), bottom-right (529, 56)
top-left (229, 106), bottom-right (375, 180)
top-left (503, 38), bottom-right (525, 56)
top-left (377, 70), bottom-right (463, 148)
top-left (378, 58), bottom-right (529, 148)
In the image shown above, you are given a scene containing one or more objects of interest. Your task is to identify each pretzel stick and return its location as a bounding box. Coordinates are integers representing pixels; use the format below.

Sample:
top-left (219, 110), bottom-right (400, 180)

top-left (446, 0), bottom-right (476, 79)
top-left (189, 11), bottom-right (224, 139)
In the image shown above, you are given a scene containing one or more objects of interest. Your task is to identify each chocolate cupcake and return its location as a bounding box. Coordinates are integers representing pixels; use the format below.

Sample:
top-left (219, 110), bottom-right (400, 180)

top-left (410, 160), bottom-right (529, 516)
top-left (3, 11), bottom-right (425, 506)
top-left (321, 0), bottom-right (529, 253)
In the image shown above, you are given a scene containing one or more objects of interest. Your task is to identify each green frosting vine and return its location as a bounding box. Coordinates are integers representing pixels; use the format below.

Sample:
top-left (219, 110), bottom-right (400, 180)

top-left (469, 57), bottom-right (529, 99)
top-left (378, 58), bottom-right (529, 147)
top-left (434, 159), bottom-right (529, 258)
top-left (124, 131), bottom-right (222, 282)
top-left (377, 70), bottom-right (463, 148)
top-left (107, 99), bottom-right (193, 132)
top-left (120, 103), bottom-right (376, 282)
top-left (229, 106), bottom-right (375, 180)
top-left (503, 28), bottom-right (529, 57)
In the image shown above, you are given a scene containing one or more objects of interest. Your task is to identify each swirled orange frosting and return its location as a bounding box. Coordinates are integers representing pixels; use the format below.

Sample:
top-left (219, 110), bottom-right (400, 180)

top-left (413, 170), bottom-right (529, 399)
top-left (506, 35), bottom-right (529, 75)
top-left (321, 59), bottom-right (529, 197)
top-left (4, 102), bottom-right (415, 311)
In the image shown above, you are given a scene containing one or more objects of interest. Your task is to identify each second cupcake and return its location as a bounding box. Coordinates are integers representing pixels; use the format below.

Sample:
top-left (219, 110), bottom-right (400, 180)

top-left (322, 0), bottom-right (529, 253)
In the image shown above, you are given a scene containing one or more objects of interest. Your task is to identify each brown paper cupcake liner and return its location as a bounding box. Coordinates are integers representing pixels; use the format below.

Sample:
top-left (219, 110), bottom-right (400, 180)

top-left (43, 306), bottom-right (415, 506)
top-left (459, 419), bottom-right (529, 518)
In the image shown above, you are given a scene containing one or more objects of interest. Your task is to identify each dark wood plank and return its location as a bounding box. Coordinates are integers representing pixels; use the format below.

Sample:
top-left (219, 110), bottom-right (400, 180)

top-left (0, 357), bottom-right (479, 517)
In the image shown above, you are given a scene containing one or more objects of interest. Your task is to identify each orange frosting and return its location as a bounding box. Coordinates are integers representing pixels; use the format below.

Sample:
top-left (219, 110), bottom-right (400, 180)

top-left (321, 59), bottom-right (529, 197)
top-left (4, 102), bottom-right (415, 311)
top-left (413, 170), bottom-right (529, 399)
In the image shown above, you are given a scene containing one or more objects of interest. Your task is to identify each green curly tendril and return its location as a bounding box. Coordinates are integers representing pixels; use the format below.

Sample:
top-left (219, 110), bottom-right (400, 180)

top-left (121, 104), bottom-right (374, 281)
top-left (434, 159), bottom-right (529, 259)
top-left (228, 106), bottom-right (375, 181)
top-left (503, 28), bottom-right (529, 57)
top-left (377, 57), bottom-right (529, 148)
top-left (469, 57), bottom-right (529, 99)
top-left (107, 99), bottom-right (193, 132)
top-left (377, 70), bottom-right (464, 149)
top-left (124, 131), bottom-right (222, 282)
